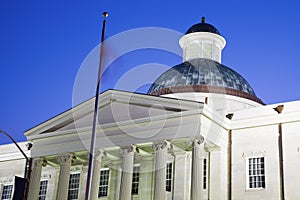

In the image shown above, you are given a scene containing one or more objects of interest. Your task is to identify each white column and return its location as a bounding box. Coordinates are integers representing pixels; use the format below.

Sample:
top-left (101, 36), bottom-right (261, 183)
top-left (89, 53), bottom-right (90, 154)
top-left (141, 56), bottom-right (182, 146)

top-left (152, 141), bottom-right (171, 200)
top-left (119, 145), bottom-right (136, 200)
top-left (90, 150), bottom-right (105, 200)
top-left (27, 157), bottom-right (45, 200)
top-left (0, 184), bottom-right (3, 198)
top-left (209, 149), bottom-right (224, 200)
top-left (190, 137), bottom-right (204, 200)
top-left (56, 153), bottom-right (74, 200)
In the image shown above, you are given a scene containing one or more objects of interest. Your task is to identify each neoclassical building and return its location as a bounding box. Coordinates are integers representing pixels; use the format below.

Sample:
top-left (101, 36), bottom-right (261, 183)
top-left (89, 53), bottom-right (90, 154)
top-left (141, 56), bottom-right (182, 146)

top-left (1, 18), bottom-right (300, 200)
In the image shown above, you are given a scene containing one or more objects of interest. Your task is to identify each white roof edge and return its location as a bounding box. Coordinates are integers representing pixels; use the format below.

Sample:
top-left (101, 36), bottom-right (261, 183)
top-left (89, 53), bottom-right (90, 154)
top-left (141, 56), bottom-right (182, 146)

top-left (0, 141), bottom-right (31, 161)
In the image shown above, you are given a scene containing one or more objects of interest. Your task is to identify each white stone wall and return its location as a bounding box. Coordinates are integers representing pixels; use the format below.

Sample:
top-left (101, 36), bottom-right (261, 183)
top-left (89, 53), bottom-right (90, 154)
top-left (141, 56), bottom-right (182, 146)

top-left (232, 125), bottom-right (281, 199)
top-left (282, 121), bottom-right (300, 199)
top-left (0, 159), bottom-right (26, 180)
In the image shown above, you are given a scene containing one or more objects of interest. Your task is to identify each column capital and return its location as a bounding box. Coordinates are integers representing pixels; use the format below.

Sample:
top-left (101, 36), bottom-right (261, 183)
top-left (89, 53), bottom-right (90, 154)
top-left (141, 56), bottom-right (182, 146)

top-left (194, 136), bottom-right (204, 145)
top-left (187, 135), bottom-right (204, 146)
top-left (32, 157), bottom-right (47, 167)
top-left (152, 140), bottom-right (171, 151)
top-left (120, 145), bottom-right (136, 155)
top-left (57, 153), bottom-right (76, 164)
top-left (94, 149), bottom-right (105, 161)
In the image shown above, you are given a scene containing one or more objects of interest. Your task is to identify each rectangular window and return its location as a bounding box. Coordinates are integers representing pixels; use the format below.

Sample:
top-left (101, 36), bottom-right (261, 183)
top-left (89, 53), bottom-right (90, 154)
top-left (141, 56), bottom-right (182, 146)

top-left (38, 180), bottom-right (48, 200)
top-left (131, 165), bottom-right (140, 195)
top-left (215, 47), bottom-right (220, 61)
top-left (166, 162), bottom-right (173, 192)
top-left (1, 185), bottom-right (13, 200)
top-left (68, 173), bottom-right (81, 200)
top-left (203, 43), bottom-right (212, 59)
top-left (203, 158), bottom-right (207, 190)
top-left (189, 43), bottom-right (199, 59)
top-left (98, 169), bottom-right (110, 198)
top-left (248, 157), bottom-right (265, 189)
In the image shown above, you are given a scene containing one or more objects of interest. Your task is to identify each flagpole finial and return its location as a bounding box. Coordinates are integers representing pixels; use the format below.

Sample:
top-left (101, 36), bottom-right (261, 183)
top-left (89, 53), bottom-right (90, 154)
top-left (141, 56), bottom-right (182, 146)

top-left (103, 12), bottom-right (108, 18)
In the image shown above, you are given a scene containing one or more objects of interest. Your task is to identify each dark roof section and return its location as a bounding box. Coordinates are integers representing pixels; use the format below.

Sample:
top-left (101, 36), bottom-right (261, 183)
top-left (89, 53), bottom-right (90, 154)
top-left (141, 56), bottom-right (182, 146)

top-left (186, 17), bottom-right (221, 35)
top-left (147, 58), bottom-right (263, 104)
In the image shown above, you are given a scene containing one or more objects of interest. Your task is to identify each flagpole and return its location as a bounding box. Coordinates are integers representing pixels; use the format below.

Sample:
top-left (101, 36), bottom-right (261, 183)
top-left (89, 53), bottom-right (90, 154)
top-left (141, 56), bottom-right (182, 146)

top-left (85, 11), bottom-right (108, 200)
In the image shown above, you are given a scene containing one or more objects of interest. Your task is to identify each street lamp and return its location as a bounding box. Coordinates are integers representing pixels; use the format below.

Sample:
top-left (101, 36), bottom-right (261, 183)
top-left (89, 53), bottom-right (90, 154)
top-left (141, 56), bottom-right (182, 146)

top-left (0, 129), bottom-right (31, 200)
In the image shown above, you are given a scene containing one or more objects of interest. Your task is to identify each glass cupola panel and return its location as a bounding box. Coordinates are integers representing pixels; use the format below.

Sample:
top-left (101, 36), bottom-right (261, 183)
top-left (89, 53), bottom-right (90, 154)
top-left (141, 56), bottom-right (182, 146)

top-left (183, 41), bottom-right (221, 62)
top-left (203, 42), bottom-right (212, 59)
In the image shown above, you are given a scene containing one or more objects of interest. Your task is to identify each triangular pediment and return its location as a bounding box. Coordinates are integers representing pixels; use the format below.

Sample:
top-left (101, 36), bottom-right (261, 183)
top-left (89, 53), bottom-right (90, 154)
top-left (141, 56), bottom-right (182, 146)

top-left (25, 90), bottom-right (203, 137)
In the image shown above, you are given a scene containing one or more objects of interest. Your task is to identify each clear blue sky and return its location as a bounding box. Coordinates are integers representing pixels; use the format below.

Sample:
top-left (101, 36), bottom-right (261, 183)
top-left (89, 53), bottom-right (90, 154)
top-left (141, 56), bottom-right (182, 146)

top-left (1, 0), bottom-right (300, 144)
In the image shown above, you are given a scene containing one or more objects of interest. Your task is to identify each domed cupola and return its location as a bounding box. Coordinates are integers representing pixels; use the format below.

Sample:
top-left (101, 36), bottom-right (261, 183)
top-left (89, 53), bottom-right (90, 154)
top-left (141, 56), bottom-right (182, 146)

top-left (186, 17), bottom-right (221, 35)
top-left (179, 17), bottom-right (226, 63)
top-left (148, 18), bottom-right (264, 111)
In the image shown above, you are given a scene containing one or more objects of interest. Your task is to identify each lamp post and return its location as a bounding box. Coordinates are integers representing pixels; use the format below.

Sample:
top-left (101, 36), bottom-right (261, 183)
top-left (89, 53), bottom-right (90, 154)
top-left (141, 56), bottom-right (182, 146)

top-left (85, 11), bottom-right (108, 200)
top-left (0, 129), bottom-right (31, 200)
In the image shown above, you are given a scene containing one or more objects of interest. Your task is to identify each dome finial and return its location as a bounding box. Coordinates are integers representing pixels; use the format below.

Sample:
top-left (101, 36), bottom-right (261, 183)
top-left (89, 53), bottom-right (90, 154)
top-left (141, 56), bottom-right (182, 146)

top-left (103, 11), bottom-right (108, 18)
top-left (201, 17), bottom-right (206, 23)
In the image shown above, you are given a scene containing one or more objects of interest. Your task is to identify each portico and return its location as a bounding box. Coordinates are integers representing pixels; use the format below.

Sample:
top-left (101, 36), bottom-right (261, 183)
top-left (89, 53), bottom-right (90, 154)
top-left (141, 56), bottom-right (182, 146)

top-left (24, 90), bottom-right (228, 200)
